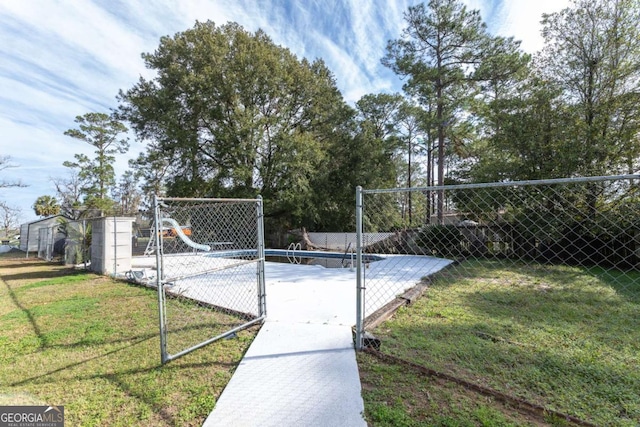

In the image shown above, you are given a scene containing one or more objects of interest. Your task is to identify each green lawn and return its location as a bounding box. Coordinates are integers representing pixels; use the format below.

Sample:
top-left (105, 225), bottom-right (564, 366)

top-left (6, 253), bottom-right (638, 425)
top-left (0, 254), bottom-right (257, 426)
top-left (359, 260), bottom-right (640, 426)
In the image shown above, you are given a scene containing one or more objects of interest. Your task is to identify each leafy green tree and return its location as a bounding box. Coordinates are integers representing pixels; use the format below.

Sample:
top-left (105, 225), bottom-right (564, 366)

top-left (356, 94), bottom-right (433, 226)
top-left (394, 101), bottom-right (431, 225)
top-left (128, 149), bottom-right (169, 212)
top-left (465, 0), bottom-right (640, 190)
top-left (383, 0), bottom-right (487, 222)
top-left (33, 195), bottom-right (60, 218)
top-left (355, 93), bottom-right (405, 140)
top-left (464, 75), bottom-right (576, 183)
top-left (118, 21), bottom-right (354, 230)
top-left (308, 111), bottom-right (400, 231)
top-left (383, 0), bottom-right (526, 222)
top-left (355, 93), bottom-right (405, 184)
top-left (540, 0), bottom-right (640, 177)
top-left (328, 94), bottom-right (408, 230)
top-left (112, 171), bottom-right (142, 215)
top-left (537, 0), bottom-right (640, 221)
top-left (464, 34), bottom-right (532, 179)
top-left (63, 112), bottom-right (129, 213)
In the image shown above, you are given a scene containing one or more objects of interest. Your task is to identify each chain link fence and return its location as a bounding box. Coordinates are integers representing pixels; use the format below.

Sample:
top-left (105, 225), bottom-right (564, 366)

top-left (32, 216), bottom-right (151, 274)
top-left (305, 231), bottom-right (394, 252)
top-left (36, 225), bottom-right (55, 261)
top-left (35, 218), bottom-right (92, 266)
top-left (152, 197), bottom-right (266, 363)
top-left (131, 217), bottom-right (152, 257)
top-left (356, 175), bottom-right (640, 425)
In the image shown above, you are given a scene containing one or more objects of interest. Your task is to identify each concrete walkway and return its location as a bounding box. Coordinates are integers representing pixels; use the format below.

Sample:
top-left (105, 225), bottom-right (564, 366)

top-left (203, 262), bottom-right (366, 427)
top-left (202, 255), bottom-right (453, 427)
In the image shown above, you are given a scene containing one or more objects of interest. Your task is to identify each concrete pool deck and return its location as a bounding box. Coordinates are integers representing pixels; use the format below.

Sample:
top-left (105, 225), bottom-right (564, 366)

top-left (129, 252), bottom-right (453, 426)
top-left (200, 254), bottom-right (453, 427)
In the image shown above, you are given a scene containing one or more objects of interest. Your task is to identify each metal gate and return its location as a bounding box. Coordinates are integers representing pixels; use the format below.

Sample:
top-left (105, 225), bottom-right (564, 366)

top-left (153, 196), bottom-right (266, 363)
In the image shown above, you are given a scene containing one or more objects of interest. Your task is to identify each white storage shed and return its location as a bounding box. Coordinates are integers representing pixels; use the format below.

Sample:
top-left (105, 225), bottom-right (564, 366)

top-left (19, 215), bottom-right (70, 253)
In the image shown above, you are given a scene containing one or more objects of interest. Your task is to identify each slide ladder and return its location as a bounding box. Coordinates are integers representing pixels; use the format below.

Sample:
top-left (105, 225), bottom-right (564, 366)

top-left (144, 218), bottom-right (211, 255)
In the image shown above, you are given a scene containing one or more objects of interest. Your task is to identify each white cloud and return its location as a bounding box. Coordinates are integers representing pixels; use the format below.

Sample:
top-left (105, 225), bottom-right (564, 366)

top-left (1, 1), bottom-right (150, 95)
top-left (490, 0), bottom-right (571, 53)
top-left (0, 0), bottom-right (570, 222)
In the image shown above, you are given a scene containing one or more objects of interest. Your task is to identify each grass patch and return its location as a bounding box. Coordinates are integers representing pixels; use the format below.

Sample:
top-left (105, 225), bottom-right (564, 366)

top-left (360, 260), bottom-right (640, 426)
top-left (14, 272), bottom-right (98, 292)
top-left (0, 256), bottom-right (258, 426)
top-left (358, 351), bottom-right (549, 427)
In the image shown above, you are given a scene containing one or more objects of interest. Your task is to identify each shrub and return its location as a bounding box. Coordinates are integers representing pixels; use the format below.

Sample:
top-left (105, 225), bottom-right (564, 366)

top-left (416, 225), bottom-right (464, 258)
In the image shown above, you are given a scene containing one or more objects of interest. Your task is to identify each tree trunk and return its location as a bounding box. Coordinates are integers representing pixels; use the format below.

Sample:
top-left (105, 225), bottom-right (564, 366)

top-left (437, 87), bottom-right (445, 225)
top-left (408, 138), bottom-right (412, 226)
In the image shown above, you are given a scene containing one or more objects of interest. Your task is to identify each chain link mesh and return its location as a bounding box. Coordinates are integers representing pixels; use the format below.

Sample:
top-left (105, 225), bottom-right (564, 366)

top-left (37, 225), bottom-right (54, 261)
top-left (357, 175), bottom-right (640, 424)
top-left (62, 219), bottom-right (91, 266)
top-left (154, 197), bottom-right (265, 362)
top-left (35, 219), bottom-right (91, 265)
top-left (305, 232), bottom-right (357, 251)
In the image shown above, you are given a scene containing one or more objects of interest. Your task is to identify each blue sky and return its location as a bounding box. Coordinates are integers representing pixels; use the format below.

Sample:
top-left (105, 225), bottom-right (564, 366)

top-left (0, 0), bottom-right (569, 223)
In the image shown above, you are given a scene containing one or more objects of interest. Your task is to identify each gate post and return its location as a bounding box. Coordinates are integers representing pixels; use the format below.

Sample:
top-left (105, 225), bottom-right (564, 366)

top-left (153, 195), bottom-right (168, 364)
top-left (256, 196), bottom-right (267, 318)
top-left (355, 186), bottom-right (364, 350)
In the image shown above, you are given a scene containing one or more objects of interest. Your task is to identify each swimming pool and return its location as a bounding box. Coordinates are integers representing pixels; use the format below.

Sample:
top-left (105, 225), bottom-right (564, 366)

top-left (206, 248), bottom-right (384, 268)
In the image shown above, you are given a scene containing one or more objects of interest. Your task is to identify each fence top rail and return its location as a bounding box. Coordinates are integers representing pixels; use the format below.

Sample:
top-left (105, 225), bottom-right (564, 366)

top-left (360, 174), bottom-right (640, 194)
top-left (157, 197), bottom-right (262, 203)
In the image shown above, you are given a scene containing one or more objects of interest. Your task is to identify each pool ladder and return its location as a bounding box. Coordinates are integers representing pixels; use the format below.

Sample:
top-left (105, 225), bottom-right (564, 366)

top-left (286, 242), bottom-right (302, 264)
top-left (341, 243), bottom-right (355, 270)
top-left (286, 242), bottom-right (355, 269)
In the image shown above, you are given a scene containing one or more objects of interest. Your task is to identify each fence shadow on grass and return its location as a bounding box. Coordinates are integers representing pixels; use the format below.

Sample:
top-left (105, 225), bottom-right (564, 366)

top-left (371, 260), bottom-right (640, 425)
top-left (0, 266), bottom-right (86, 284)
top-left (1, 257), bottom-right (258, 426)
